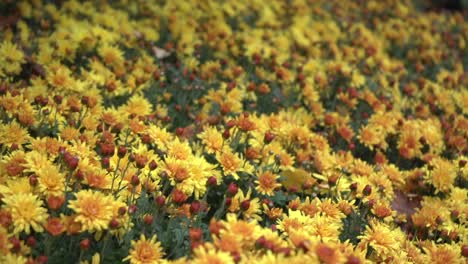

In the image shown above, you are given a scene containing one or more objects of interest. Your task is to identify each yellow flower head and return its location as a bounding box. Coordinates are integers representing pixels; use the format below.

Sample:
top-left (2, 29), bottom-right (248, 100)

top-left (424, 157), bottom-right (457, 193)
top-left (255, 170), bottom-right (280, 196)
top-left (123, 234), bottom-right (165, 264)
top-left (68, 190), bottom-right (114, 232)
top-left (2, 193), bottom-right (48, 234)
top-left (192, 246), bottom-right (234, 264)
top-left (357, 220), bottom-right (402, 261)
top-left (198, 126), bottom-right (224, 154)
top-left (0, 41), bottom-right (25, 76)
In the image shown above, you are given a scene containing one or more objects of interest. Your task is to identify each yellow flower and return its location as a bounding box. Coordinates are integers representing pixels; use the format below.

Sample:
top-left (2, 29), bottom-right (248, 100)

top-left (255, 170), bottom-right (280, 196)
top-left (198, 126), bottom-right (224, 154)
top-left (68, 190), bottom-right (114, 232)
top-left (98, 44), bottom-right (124, 66)
top-left (192, 246), bottom-right (234, 264)
top-left (167, 138), bottom-right (192, 160)
top-left (423, 242), bottom-right (464, 264)
top-left (0, 121), bottom-right (31, 147)
top-left (217, 149), bottom-right (252, 180)
top-left (277, 209), bottom-right (313, 235)
top-left (357, 220), bottom-right (401, 261)
top-left (0, 226), bottom-right (9, 255)
top-left (123, 234), bottom-right (165, 264)
top-left (1, 254), bottom-right (28, 264)
top-left (357, 124), bottom-right (384, 150)
top-left (123, 95), bottom-right (152, 117)
top-left (424, 157), bottom-right (457, 193)
top-left (37, 165), bottom-right (65, 196)
top-left (146, 125), bottom-right (174, 151)
top-left (46, 65), bottom-right (74, 91)
top-left (0, 41), bottom-right (25, 76)
top-left (0, 178), bottom-right (31, 196)
top-left (309, 215), bottom-right (342, 243)
top-left (2, 193), bottom-right (48, 234)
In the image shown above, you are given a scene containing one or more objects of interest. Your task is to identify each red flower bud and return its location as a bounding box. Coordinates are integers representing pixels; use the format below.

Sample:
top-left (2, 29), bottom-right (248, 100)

top-left (227, 182), bottom-right (238, 196)
top-left (225, 197), bottom-right (232, 207)
top-left (47, 195), bottom-right (65, 210)
top-left (118, 206), bottom-right (127, 216)
top-left (148, 160), bottom-right (158, 170)
top-left (346, 256), bottom-right (361, 264)
top-left (109, 218), bottom-right (119, 229)
top-left (80, 238), bottom-right (90, 250)
top-left (155, 196), bottom-right (166, 207)
top-left (37, 256), bottom-right (48, 264)
top-left (10, 237), bottom-right (20, 252)
top-left (143, 215), bottom-right (153, 225)
top-left (461, 245), bottom-right (468, 257)
top-left (63, 152), bottom-right (79, 170)
top-left (241, 200), bottom-right (250, 211)
top-left (54, 95), bottom-right (63, 104)
top-left (207, 176), bottom-right (217, 186)
top-left (222, 129), bottom-right (230, 139)
top-left (189, 227), bottom-right (203, 241)
top-left (226, 120), bottom-right (236, 128)
top-left (264, 131), bottom-right (275, 144)
top-left (29, 174), bottom-right (38, 186)
top-left (26, 236), bottom-right (36, 247)
top-left (128, 204), bottom-right (137, 214)
top-left (101, 156), bottom-right (110, 168)
top-left (117, 146), bottom-right (127, 158)
top-left (459, 160), bottom-right (466, 168)
top-left (256, 236), bottom-right (266, 248)
top-left (363, 185), bottom-right (372, 196)
top-left (172, 189), bottom-right (187, 204)
top-left (131, 175), bottom-right (140, 186)
top-left (190, 200), bottom-right (201, 214)
top-left (176, 127), bottom-right (184, 136)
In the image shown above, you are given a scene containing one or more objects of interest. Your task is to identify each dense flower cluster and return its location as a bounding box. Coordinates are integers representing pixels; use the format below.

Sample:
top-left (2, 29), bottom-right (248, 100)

top-left (0, 0), bottom-right (467, 263)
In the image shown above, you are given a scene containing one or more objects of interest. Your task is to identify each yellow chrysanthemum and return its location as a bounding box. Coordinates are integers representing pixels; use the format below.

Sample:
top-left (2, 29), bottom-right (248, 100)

top-left (424, 157), bottom-right (457, 193)
top-left (216, 149), bottom-right (252, 180)
top-left (357, 220), bottom-right (402, 260)
top-left (192, 246), bottom-right (234, 264)
top-left (68, 190), bottom-right (114, 232)
top-left (0, 121), bottom-right (31, 147)
top-left (255, 170), bottom-right (280, 196)
top-left (2, 193), bottom-right (48, 234)
top-left (198, 126), bottom-right (224, 154)
top-left (123, 234), bottom-right (165, 264)
top-left (37, 165), bottom-right (65, 196)
top-left (0, 41), bottom-right (25, 76)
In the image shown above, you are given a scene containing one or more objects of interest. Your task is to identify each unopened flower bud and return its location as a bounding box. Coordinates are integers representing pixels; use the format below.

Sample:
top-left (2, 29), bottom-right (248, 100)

top-left (29, 174), bottom-right (38, 186)
top-left (264, 131), bottom-right (275, 144)
top-left (227, 183), bottom-right (238, 196)
top-left (241, 200), bottom-right (250, 211)
top-left (143, 214), bottom-right (153, 225)
top-left (190, 201), bottom-right (201, 214)
top-left (109, 218), bottom-right (119, 229)
top-left (363, 185), bottom-right (372, 196)
top-left (148, 160), bottom-right (158, 170)
top-left (80, 238), bottom-right (90, 250)
top-left (155, 196), bottom-right (166, 207)
top-left (207, 176), bottom-right (217, 186)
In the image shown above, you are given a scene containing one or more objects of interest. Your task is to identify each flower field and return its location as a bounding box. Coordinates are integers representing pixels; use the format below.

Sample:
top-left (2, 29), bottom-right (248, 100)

top-left (0, 0), bottom-right (467, 263)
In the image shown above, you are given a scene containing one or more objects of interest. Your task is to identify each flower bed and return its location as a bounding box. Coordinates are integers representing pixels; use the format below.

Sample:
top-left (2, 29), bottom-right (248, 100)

top-left (0, 0), bottom-right (467, 263)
